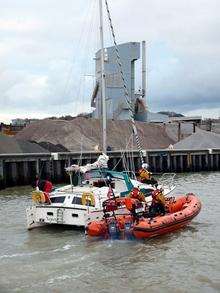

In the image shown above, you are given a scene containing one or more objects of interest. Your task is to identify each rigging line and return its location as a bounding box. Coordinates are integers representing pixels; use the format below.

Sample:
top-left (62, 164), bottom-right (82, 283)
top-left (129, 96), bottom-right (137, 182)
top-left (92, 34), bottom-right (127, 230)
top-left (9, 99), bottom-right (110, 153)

top-left (128, 146), bottom-right (132, 174)
top-left (63, 0), bottom-right (94, 102)
top-left (82, 0), bottom-right (99, 110)
top-left (75, 0), bottom-right (96, 112)
top-left (113, 134), bottom-right (133, 170)
top-left (129, 146), bottom-right (134, 175)
top-left (126, 154), bottom-right (130, 174)
top-left (73, 0), bottom-right (97, 114)
top-left (131, 134), bottom-right (136, 175)
top-left (104, 0), bottom-right (145, 166)
top-left (112, 135), bottom-right (132, 170)
top-left (122, 154), bottom-right (126, 171)
top-left (125, 137), bottom-right (131, 172)
top-left (112, 133), bottom-right (133, 170)
top-left (123, 153), bottom-right (129, 173)
top-left (126, 135), bottom-right (131, 172)
top-left (77, 0), bottom-right (98, 114)
top-left (38, 160), bottom-right (45, 180)
top-left (129, 133), bottom-right (134, 175)
top-left (80, 0), bottom-right (99, 115)
top-left (78, 135), bottom-right (84, 167)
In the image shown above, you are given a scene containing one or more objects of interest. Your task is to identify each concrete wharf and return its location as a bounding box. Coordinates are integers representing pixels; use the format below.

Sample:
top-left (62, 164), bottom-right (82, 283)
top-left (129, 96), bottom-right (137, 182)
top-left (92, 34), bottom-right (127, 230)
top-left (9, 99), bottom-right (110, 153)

top-left (0, 149), bottom-right (220, 189)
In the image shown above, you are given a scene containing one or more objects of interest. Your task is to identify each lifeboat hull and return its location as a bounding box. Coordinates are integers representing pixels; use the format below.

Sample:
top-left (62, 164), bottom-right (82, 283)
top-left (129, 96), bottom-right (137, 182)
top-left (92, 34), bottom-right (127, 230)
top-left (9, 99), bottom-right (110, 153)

top-left (133, 194), bottom-right (201, 239)
top-left (86, 220), bottom-right (107, 237)
top-left (86, 214), bottom-right (133, 237)
top-left (86, 194), bottom-right (201, 239)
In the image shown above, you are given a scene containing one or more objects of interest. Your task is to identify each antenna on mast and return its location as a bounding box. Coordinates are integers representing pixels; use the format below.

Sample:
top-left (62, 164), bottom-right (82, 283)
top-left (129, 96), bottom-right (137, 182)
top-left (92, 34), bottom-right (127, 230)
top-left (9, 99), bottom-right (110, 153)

top-left (99, 0), bottom-right (107, 154)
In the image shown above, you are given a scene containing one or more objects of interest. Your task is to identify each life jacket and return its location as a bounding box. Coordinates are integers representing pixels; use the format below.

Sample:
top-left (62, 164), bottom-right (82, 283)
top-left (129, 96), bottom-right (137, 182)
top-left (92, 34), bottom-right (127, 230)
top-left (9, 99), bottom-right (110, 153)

top-left (124, 197), bottom-right (139, 211)
top-left (152, 189), bottom-right (165, 205)
top-left (139, 168), bottom-right (151, 181)
top-left (130, 187), bottom-right (146, 202)
top-left (44, 181), bottom-right (53, 193)
top-left (130, 187), bottom-right (140, 199)
top-left (103, 199), bottom-right (118, 212)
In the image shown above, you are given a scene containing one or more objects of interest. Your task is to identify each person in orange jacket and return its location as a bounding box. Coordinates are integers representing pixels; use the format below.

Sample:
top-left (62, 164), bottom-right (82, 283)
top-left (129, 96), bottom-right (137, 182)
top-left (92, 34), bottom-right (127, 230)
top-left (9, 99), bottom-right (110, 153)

top-left (149, 188), bottom-right (166, 217)
top-left (124, 187), bottom-right (145, 219)
top-left (138, 163), bottom-right (158, 187)
top-left (129, 187), bottom-right (146, 202)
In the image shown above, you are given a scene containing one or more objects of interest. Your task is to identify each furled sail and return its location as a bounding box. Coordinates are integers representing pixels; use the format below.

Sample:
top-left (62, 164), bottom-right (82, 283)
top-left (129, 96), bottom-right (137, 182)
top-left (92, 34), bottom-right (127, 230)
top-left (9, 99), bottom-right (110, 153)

top-left (65, 153), bottom-right (109, 173)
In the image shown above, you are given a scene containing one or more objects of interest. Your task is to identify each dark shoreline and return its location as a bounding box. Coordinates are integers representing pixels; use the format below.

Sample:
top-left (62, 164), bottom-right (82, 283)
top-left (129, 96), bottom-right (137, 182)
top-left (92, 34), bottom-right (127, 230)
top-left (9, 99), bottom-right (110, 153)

top-left (1, 149), bottom-right (220, 189)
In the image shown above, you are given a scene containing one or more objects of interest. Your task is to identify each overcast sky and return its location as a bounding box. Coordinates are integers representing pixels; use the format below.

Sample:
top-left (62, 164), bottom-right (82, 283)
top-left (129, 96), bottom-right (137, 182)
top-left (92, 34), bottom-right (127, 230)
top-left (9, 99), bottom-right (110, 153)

top-left (0, 0), bottom-right (219, 123)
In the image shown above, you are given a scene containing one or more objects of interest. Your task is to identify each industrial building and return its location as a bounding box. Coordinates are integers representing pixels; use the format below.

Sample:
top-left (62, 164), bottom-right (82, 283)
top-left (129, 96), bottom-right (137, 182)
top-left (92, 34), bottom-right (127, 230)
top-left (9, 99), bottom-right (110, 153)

top-left (90, 41), bottom-right (201, 125)
top-left (91, 41), bottom-right (156, 122)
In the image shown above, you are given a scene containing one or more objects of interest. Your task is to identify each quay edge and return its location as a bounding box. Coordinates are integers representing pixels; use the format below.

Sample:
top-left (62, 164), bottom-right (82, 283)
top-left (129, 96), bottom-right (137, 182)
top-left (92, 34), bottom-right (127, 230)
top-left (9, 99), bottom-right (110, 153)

top-left (0, 149), bottom-right (220, 189)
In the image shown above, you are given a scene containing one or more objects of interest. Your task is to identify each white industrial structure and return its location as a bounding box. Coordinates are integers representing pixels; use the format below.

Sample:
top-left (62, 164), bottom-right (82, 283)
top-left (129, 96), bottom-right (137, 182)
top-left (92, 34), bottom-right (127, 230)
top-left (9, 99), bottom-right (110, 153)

top-left (91, 41), bottom-right (149, 121)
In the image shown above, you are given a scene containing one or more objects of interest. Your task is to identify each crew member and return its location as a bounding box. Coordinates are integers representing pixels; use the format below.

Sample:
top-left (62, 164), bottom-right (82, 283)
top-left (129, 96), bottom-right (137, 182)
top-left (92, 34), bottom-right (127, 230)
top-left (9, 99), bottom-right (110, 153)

top-left (129, 187), bottom-right (146, 202)
top-left (149, 188), bottom-right (166, 218)
top-left (34, 175), bottom-right (53, 193)
top-left (124, 187), bottom-right (145, 220)
top-left (31, 175), bottom-right (53, 204)
top-left (138, 163), bottom-right (158, 187)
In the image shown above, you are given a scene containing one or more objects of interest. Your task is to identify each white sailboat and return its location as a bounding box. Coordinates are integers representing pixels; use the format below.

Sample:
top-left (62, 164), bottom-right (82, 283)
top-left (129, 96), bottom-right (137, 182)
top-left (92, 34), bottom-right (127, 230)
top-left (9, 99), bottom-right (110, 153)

top-left (26, 0), bottom-right (175, 230)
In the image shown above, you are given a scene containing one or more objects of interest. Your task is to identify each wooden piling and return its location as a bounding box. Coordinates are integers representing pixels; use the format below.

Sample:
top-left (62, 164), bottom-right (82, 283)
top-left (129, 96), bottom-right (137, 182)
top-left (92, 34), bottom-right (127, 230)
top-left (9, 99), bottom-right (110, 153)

top-left (187, 153), bottom-right (192, 171)
top-left (0, 149), bottom-right (219, 189)
top-left (179, 155), bottom-right (184, 172)
top-left (173, 156), bottom-right (177, 172)
top-left (0, 160), bottom-right (5, 189)
top-left (159, 156), bottom-right (163, 173)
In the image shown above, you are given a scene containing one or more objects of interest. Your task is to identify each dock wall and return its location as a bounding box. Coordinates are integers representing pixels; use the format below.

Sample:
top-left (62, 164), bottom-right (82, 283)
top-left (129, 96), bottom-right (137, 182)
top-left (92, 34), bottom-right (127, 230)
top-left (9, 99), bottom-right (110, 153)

top-left (0, 149), bottom-right (220, 189)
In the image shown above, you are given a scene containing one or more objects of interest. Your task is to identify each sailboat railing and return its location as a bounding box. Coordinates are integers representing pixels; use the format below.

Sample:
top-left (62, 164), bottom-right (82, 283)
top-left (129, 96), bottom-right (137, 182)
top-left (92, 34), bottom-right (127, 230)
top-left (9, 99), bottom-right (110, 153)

top-left (122, 171), bottom-right (137, 180)
top-left (158, 173), bottom-right (176, 189)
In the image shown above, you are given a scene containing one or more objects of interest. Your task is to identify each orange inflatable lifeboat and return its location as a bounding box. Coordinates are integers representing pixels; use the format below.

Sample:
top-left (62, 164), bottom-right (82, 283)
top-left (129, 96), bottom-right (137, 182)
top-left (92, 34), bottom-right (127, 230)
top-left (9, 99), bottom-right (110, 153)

top-left (133, 193), bottom-right (201, 239)
top-left (86, 193), bottom-right (201, 239)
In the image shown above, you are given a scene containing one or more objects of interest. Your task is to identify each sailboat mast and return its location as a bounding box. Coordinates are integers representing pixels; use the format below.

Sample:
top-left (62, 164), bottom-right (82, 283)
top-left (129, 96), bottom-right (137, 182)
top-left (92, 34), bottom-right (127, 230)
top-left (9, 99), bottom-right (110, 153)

top-left (99, 0), bottom-right (107, 154)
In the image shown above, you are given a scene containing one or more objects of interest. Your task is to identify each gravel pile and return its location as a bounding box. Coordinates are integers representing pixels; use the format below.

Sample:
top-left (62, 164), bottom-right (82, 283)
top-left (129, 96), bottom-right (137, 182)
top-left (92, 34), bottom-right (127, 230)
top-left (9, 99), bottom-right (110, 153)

top-left (0, 134), bottom-right (49, 154)
top-left (173, 129), bottom-right (220, 149)
top-left (16, 117), bottom-right (175, 151)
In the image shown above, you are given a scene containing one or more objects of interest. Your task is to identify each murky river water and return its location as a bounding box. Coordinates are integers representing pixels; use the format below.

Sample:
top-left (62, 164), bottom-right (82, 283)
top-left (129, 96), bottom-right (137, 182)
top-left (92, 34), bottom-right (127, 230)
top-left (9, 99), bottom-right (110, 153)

top-left (0, 172), bottom-right (220, 293)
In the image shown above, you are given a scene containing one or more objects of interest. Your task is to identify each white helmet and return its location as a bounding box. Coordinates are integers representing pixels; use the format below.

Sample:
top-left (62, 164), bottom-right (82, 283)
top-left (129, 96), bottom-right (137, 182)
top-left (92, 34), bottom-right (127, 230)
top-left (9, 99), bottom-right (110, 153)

top-left (142, 163), bottom-right (149, 170)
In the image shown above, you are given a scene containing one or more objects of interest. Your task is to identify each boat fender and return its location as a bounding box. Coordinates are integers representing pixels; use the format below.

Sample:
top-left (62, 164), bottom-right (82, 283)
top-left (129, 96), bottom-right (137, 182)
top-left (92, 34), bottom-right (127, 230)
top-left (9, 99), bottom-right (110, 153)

top-left (82, 192), bottom-right (95, 206)
top-left (32, 190), bottom-right (46, 203)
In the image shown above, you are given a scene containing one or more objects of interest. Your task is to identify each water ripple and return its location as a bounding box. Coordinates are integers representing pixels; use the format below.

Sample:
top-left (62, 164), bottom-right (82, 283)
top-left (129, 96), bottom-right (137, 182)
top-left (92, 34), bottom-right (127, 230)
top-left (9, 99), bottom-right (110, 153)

top-left (0, 172), bottom-right (220, 293)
